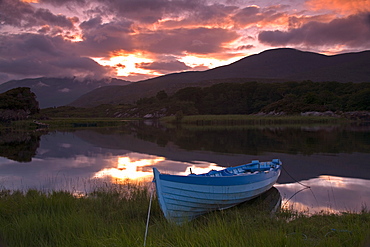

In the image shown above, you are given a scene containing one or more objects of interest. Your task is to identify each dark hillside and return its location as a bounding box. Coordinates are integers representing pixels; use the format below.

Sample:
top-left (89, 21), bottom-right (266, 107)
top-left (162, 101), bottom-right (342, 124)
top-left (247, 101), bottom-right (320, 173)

top-left (69, 48), bottom-right (370, 107)
top-left (204, 48), bottom-right (329, 80)
top-left (0, 77), bottom-right (131, 108)
top-left (44, 81), bottom-right (370, 119)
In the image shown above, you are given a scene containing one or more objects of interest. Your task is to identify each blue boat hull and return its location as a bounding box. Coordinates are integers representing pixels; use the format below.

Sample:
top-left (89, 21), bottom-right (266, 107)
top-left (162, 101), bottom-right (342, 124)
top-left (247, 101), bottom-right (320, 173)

top-left (153, 159), bottom-right (282, 223)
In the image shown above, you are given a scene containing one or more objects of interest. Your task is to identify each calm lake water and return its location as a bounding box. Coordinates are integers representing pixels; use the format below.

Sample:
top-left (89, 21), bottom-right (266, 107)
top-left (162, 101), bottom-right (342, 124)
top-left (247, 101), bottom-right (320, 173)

top-left (1, 121), bottom-right (370, 214)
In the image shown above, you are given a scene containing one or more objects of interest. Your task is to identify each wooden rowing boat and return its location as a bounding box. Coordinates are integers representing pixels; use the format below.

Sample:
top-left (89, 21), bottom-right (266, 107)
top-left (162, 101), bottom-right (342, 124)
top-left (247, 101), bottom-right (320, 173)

top-left (153, 159), bottom-right (282, 223)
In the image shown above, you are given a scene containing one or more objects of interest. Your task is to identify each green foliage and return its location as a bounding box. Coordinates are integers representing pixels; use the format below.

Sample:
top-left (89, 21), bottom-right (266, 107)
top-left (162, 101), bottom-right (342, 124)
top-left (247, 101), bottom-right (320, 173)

top-left (137, 96), bottom-right (156, 105)
top-left (0, 87), bottom-right (39, 114)
top-left (175, 110), bottom-right (184, 122)
top-left (41, 105), bottom-right (133, 118)
top-left (347, 88), bottom-right (370, 111)
top-left (41, 81), bottom-right (370, 119)
top-left (156, 90), bottom-right (168, 101)
top-left (137, 81), bottom-right (370, 116)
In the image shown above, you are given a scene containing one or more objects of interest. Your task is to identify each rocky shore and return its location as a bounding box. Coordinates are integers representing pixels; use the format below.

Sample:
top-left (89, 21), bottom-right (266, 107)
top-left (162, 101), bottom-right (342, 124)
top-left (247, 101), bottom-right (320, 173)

top-left (301, 111), bottom-right (370, 121)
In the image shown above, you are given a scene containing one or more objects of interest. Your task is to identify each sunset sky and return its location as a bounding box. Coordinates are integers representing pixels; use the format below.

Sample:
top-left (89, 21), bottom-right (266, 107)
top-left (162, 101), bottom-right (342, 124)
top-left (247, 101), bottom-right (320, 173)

top-left (1, 0), bottom-right (370, 83)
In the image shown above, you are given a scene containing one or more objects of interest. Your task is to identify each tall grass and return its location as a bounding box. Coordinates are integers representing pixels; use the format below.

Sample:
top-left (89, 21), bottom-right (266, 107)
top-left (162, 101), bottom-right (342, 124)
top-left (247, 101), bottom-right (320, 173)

top-left (41, 118), bottom-right (130, 130)
top-left (0, 186), bottom-right (369, 247)
top-left (161, 114), bottom-right (348, 126)
top-left (1, 118), bottom-right (130, 131)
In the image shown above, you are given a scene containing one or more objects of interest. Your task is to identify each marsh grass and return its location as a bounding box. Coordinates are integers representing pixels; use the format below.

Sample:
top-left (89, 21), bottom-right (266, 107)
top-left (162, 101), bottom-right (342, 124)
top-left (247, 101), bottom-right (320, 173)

top-left (40, 118), bottom-right (129, 130)
top-left (1, 118), bottom-right (130, 131)
top-left (0, 186), bottom-right (369, 247)
top-left (161, 114), bottom-right (348, 126)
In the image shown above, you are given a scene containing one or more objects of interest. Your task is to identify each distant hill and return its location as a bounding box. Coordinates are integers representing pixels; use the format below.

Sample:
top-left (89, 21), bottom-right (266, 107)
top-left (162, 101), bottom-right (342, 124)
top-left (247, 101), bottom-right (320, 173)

top-left (70, 48), bottom-right (370, 107)
top-left (0, 77), bottom-right (131, 108)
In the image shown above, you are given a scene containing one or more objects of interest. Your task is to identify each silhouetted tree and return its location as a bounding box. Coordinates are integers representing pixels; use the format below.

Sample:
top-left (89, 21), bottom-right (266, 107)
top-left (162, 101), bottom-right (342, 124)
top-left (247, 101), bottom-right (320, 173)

top-left (0, 87), bottom-right (40, 121)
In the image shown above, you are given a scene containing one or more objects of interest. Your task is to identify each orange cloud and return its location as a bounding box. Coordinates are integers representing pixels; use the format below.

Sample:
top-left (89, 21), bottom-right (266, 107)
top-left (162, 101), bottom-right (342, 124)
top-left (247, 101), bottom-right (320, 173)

top-left (287, 14), bottom-right (334, 29)
top-left (306, 0), bottom-right (370, 15)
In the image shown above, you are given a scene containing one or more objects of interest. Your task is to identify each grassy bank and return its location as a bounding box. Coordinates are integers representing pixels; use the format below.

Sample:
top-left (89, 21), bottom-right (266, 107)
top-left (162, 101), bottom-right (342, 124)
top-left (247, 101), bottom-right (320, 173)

top-left (0, 186), bottom-right (369, 247)
top-left (161, 114), bottom-right (349, 126)
top-left (0, 114), bottom-right (353, 131)
top-left (1, 118), bottom-right (131, 131)
top-left (41, 118), bottom-right (130, 130)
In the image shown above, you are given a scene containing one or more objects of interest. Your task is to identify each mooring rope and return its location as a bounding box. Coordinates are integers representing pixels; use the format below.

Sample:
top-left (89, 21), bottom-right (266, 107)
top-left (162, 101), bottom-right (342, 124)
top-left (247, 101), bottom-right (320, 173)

top-left (282, 165), bottom-right (310, 189)
top-left (144, 181), bottom-right (155, 247)
top-left (281, 165), bottom-right (319, 207)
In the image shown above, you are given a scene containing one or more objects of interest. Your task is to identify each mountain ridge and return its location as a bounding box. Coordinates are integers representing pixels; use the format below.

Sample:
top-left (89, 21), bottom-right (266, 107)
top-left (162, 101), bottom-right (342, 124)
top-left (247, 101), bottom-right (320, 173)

top-left (70, 48), bottom-right (370, 107)
top-left (0, 77), bottom-right (131, 108)
top-left (1, 48), bottom-right (369, 108)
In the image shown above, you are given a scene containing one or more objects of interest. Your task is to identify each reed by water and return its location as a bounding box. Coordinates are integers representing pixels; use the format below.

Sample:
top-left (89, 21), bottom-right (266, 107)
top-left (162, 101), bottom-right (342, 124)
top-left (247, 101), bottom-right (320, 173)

top-left (161, 114), bottom-right (348, 126)
top-left (0, 184), bottom-right (369, 247)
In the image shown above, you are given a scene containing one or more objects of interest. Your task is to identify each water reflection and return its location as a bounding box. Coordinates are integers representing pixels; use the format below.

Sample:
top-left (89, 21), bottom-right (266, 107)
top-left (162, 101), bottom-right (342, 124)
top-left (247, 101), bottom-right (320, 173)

top-left (93, 153), bottom-right (225, 182)
top-left (126, 121), bottom-right (370, 155)
top-left (0, 145), bottom-right (223, 195)
top-left (276, 176), bottom-right (370, 213)
top-left (94, 155), bottom-right (165, 182)
top-left (0, 123), bottom-right (369, 214)
top-left (0, 129), bottom-right (43, 162)
top-left (239, 187), bottom-right (282, 214)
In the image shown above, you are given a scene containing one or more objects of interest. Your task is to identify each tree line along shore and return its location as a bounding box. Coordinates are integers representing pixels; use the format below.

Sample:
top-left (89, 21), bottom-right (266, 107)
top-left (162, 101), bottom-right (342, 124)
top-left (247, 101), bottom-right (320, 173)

top-left (1, 81), bottom-right (370, 126)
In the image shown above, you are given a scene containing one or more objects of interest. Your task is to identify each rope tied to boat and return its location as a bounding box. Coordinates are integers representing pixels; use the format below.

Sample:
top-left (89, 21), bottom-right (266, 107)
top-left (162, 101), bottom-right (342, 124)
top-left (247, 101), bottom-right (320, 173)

top-left (282, 165), bottom-right (310, 189)
top-left (281, 165), bottom-right (319, 208)
top-left (144, 181), bottom-right (155, 247)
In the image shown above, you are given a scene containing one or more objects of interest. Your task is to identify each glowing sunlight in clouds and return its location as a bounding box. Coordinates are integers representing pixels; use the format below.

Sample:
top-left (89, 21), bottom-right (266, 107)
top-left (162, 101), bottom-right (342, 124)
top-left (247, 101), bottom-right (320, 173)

top-left (2, 0), bottom-right (369, 82)
top-left (92, 54), bottom-right (160, 77)
top-left (180, 55), bottom-right (242, 69)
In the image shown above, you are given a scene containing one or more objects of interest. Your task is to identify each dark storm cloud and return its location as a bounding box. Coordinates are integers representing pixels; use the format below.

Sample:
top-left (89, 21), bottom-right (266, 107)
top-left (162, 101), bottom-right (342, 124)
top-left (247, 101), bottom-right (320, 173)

top-left (95, 0), bottom-right (203, 23)
top-left (135, 27), bottom-right (239, 54)
top-left (38, 26), bottom-right (52, 34)
top-left (0, 33), bottom-right (112, 79)
top-left (237, 44), bottom-right (255, 50)
top-left (79, 16), bottom-right (103, 30)
top-left (191, 3), bottom-right (237, 23)
top-left (0, 0), bottom-right (34, 27)
top-left (38, 0), bottom-right (87, 6)
top-left (77, 19), bottom-right (134, 56)
top-left (258, 12), bottom-right (370, 47)
top-left (0, 33), bottom-right (67, 58)
top-left (0, 0), bottom-right (76, 29)
top-left (159, 3), bottom-right (238, 30)
top-left (51, 56), bottom-right (108, 73)
top-left (138, 60), bottom-right (190, 73)
top-left (21, 34), bottom-right (65, 56)
top-left (231, 5), bottom-right (287, 27)
top-left (35, 8), bottom-right (77, 28)
top-left (232, 6), bottom-right (262, 25)
top-left (0, 57), bottom-right (46, 76)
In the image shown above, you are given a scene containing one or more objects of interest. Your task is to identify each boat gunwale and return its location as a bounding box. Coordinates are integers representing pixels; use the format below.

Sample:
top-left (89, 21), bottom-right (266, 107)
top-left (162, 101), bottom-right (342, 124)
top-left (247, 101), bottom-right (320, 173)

top-left (157, 168), bottom-right (281, 186)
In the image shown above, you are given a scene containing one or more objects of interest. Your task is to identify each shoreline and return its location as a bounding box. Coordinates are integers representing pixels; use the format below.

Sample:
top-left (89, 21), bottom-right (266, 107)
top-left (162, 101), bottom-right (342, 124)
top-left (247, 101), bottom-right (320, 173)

top-left (0, 187), bottom-right (369, 247)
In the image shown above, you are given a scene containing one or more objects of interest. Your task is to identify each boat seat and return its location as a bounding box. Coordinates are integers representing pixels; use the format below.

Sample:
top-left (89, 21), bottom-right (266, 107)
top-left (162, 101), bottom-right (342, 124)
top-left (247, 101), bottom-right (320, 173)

top-left (272, 159), bottom-right (280, 164)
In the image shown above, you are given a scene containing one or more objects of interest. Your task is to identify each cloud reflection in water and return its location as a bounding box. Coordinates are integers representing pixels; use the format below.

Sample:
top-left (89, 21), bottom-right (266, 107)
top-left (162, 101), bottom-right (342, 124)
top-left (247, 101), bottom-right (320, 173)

top-left (1, 135), bottom-right (369, 214)
top-left (93, 153), bottom-right (223, 182)
top-left (276, 175), bottom-right (370, 213)
top-left (94, 155), bottom-right (165, 182)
